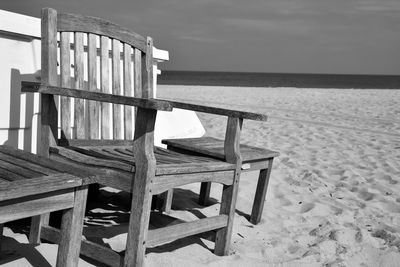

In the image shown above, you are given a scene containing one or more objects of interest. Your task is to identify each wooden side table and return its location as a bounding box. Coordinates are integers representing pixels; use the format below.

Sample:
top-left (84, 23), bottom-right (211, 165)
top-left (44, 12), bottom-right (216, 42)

top-left (0, 145), bottom-right (89, 266)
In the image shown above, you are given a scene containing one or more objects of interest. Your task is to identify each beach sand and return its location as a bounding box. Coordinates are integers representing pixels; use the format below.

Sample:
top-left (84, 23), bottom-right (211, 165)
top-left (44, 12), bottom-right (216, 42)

top-left (2, 86), bottom-right (400, 266)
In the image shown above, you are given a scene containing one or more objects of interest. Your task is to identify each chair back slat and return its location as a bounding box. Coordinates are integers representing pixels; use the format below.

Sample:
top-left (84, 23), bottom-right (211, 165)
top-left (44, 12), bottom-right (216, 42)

top-left (142, 38), bottom-right (153, 99)
top-left (88, 33), bottom-right (99, 139)
top-left (112, 39), bottom-right (122, 139)
top-left (134, 49), bottom-right (142, 98)
top-left (73, 32), bottom-right (86, 139)
top-left (41, 8), bottom-right (154, 143)
top-left (60, 32), bottom-right (72, 139)
top-left (100, 36), bottom-right (111, 139)
top-left (123, 43), bottom-right (133, 140)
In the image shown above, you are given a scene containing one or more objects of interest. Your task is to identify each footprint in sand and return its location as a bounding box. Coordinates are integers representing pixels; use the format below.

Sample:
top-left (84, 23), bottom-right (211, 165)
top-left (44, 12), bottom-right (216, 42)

top-left (300, 202), bottom-right (315, 213)
top-left (349, 186), bottom-right (358, 192)
top-left (358, 190), bottom-right (375, 201)
top-left (382, 175), bottom-right (397, 185)
top-left (328, 169), bottom-right (346, 176)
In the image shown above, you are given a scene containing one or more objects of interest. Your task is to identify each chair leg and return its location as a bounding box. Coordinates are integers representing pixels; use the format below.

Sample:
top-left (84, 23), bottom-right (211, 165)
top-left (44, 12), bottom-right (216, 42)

top-left (250, 159), bottom-right (274, 225)
top-left (214, 170), bottom-right (241, 256)
top-left (199, 182), bottom-right (211, 206)
top-left (56, 185), bottom-right (88, 267)
top-left (159, 189), bottom-right (173, 213)
top-left (124, 167), bottom-right (155, 266)
top-left (124, 189), bottom-right (152, 267)
top-left (29, 213), bottom-right (50, 244)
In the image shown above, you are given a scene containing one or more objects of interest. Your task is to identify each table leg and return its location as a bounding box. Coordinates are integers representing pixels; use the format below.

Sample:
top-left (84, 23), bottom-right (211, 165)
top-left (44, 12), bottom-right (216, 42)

top-left (29, 213), bottom-right (50, 244)
top-left (56, 185), bottom-right (88, 267)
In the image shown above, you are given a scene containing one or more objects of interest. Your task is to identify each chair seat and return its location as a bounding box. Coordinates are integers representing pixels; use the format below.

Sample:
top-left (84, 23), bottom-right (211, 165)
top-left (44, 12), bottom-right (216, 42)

top-left (49, 145), bottom-right (236, 193)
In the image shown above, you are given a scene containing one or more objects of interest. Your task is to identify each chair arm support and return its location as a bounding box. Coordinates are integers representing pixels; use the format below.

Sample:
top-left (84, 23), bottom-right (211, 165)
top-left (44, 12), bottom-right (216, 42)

top-left (21, 81), bottom-right (173, 112)
top-left (158, 99), bottom-right (267, 121)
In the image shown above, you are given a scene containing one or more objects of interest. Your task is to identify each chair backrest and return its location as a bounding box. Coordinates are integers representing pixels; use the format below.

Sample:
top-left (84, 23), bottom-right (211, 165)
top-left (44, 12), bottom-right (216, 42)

top-left (41, 7), bottom-right (154, 142)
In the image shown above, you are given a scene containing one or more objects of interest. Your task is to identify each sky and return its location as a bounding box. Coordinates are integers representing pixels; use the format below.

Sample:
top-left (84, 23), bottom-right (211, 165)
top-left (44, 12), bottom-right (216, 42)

top-left (2, 0), bottom-right (400, 75)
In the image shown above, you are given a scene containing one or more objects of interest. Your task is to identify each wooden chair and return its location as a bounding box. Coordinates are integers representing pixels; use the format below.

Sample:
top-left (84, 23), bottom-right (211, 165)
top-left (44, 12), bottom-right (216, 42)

top-left (161, 137), bottom-right (279, 224)
top-left (22, 8), bottom-right (268, 266)
top-left (0, 145), bottom-right (90, 266)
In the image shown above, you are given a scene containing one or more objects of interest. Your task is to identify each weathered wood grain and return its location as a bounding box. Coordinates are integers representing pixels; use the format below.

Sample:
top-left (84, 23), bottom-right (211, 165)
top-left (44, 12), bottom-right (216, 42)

top-left (250, 159), bottom-right (274, 224)
top-left (159, 189), bottom-right (173, 213)
top-left (22, 83), bottom-right (173, 111)
top-left (60, 31), bottom-right (72, 140)
top-left (142, 37), bottom-right (153, 99)
top-left (0, 174), bottom-right (81, 201)
top-left (151, 170), bottom-right (234, 195)
top-left (50, 146), bottom-right (133, 172)
top-left (160, 100), bottom-right (268, 121)
top-left (100, 35), bottom-right (111, 139)
top-left (134, 48), bottom-right (142, 99)
top-left (74, 31), bottom-right (87, 139)
top-left (88, 33), bottom-right (100, 139)
top-left (40, 8), bottom-right (58, 157)
top-left (147, 215), bottom-right (228, 247)
top-left (0, 145), bottom-right (95, 180)
top-left (123, 43), bottom-right (133, 140)
top-left (124, 107), bottom-right (157, 267)
top-left (58, 139), bottom-right (133, 147)
top-left (29, 214), bottom-right (49, 245)
top-left (162, 136), bottom-right (280, 162)
top-left (57, 185), bottom-right (88, 266)
top-left (0, 167), bottom-right (25, 181)
top-left (0, 190), bottom-right (74, 224)
top-left (215, 117), bottom-right (243, 255)
top-left (112, 39), bottom-right (123, 139)
top-left (57, 12), bottom-right (147, 52)
top-left (0, 159), bottom-right (43, 178)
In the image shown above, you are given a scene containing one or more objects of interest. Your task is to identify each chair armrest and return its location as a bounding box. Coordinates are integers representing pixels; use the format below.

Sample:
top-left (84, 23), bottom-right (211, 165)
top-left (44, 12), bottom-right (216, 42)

top-left (158, 98), bottom-right (267, 121)
top-left (21, 81), bottom-right (173, 112)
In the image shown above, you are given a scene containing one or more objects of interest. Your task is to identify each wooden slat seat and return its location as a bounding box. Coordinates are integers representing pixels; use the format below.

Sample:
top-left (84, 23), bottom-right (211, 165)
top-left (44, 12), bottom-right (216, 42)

top-left (0, 145), bottom-right (91, 266)
top-left (48, 144), bottom-right (236, 193)
top-left (162, 137), bottom-right (280, 224)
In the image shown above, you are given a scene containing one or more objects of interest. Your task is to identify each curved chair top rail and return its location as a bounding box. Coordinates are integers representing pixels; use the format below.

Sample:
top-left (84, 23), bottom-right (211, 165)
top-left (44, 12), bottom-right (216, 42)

top-left (47, 8), bottom-right (148, 52)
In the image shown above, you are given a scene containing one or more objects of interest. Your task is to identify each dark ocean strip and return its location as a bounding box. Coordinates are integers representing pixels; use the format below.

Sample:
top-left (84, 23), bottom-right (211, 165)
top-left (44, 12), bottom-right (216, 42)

top-left (158, 71), bottom-right (400, 89)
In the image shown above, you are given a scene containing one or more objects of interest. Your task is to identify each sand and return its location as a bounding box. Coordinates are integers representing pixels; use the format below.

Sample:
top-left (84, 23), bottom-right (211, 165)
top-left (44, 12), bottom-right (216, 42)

top-left (2, 86), bottom-right (400, 266)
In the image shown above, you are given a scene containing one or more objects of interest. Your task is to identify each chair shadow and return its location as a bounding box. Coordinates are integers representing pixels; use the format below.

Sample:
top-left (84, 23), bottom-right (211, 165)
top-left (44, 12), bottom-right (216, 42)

top-left (168, 188), bottom-right (219, 210)
top-left (169, 188), bottom-right (252, 222)
top-left (0, 235), bottom-right (52, 267)
top-left (4, 186), bottom-right (250, 266)
top-left (82, 188), bottom-right (221, 254)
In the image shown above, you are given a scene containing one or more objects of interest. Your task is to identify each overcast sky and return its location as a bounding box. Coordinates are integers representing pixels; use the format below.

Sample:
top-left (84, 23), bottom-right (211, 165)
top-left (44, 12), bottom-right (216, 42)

top-left (2, 0), bottom-right (400, 75)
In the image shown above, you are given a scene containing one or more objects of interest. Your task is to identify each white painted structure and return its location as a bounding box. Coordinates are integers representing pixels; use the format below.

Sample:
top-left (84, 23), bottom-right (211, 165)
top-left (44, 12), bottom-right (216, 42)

top-left (0, 9), bottom-right (204, 152)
